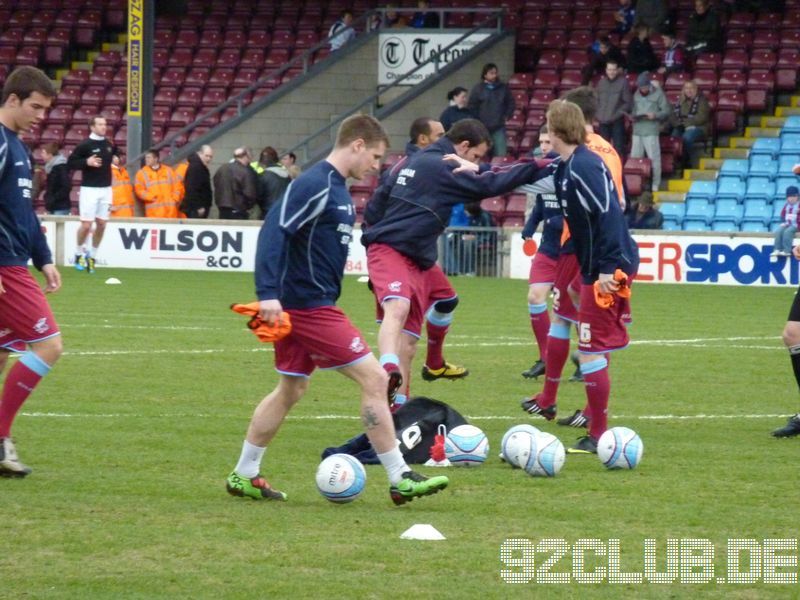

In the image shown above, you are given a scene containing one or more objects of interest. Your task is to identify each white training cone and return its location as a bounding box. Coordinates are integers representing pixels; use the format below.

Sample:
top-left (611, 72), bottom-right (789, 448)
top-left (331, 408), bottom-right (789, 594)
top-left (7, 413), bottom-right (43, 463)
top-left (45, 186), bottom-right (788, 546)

top-left (357, 276), bottom-right (370, 283)
top-left (423, 457), bottom-right (451, 467)
top-left (400, 524), bottom-right (446, 541)
top-left (104, 277), bottom-right (122, 285)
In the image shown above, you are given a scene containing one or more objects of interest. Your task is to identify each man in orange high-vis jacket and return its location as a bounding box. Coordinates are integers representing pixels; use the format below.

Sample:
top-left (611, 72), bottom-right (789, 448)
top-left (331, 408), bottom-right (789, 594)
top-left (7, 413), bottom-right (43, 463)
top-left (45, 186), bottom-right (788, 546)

top-left (134, 150), bottom-right (180, 219)
top-left (110, 155), bottom-right (135, 218)
top-left (173, 158), bottom-right (188, 218)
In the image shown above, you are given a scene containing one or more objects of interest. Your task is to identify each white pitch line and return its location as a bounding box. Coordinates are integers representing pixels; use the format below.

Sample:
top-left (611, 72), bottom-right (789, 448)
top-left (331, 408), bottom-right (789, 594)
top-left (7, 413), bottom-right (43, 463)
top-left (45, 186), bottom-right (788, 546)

top-left (20, 412), bottom-right (792, 421)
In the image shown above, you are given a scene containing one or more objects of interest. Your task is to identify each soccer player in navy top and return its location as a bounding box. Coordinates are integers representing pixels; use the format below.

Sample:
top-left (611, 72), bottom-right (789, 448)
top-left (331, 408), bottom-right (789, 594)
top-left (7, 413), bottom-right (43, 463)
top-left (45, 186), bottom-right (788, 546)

top-left (0, 67), bottom-right (63, 477)
top-left (227, 115), bottom-right (449, 505)
top-left (545, 99), bottom-right (639, 454)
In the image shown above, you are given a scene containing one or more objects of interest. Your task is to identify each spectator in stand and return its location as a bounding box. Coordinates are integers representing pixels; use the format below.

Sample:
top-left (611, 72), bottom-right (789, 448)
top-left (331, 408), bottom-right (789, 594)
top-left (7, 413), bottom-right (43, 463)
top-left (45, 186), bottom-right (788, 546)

top-left (252, 146), bottom-right (291, 220)
top-left (39, 142), bottom-right (70, 215)
top-left (581, 35), bottom-right (626, 86)
top-left (670, 80), bottom-right (711, 168)
top-left (596, 59), bottom-right (632, 161)
top-left (280, 152), bottom-right (300, 179)
top-left (630, 71), bottom-right (670, 192)
top-left (213, 147), bottom-right (258, 220)
top-left (626, 25), bottom-right (660, 75)
top-left (110, 154), bottom-right (135, 218)
top-left (633, 0), bottom-right (669, 34)
top-left (658, 28), bottom-right (687, 76)
top-left (181, 145), bottom-right (213, 219)
top-left (772, 186), bottom-right (800, 257)
top-left (627, 193), bottom-right (664, 229)
top-left (382, 7), bottom-right (408, 28)
top-left (328, 10), bottom-right (357, 52)
top-left (686, 0), bottom-right (723, 55)
top-left (410, 1), bottom-right (439, 28)
top-left (440, 87), bottom-right (472, 132)
top-left (467, 63), bottom-right (515, 158)
top-left (614, 0), bottom-right (636, 36)
top-left (134, 150), bottom-right (180, 219)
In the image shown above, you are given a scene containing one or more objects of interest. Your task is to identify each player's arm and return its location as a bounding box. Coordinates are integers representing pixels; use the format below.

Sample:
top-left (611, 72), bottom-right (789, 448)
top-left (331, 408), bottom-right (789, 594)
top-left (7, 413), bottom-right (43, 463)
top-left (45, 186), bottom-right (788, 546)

top-left (575, 160), bottom-right (625, 277)
top-left (442, 160), bottom-right (547, 205)
top-left (521, 197), bottom-right (543, 238)
top-left (66, 141), bottom-right (94, 170)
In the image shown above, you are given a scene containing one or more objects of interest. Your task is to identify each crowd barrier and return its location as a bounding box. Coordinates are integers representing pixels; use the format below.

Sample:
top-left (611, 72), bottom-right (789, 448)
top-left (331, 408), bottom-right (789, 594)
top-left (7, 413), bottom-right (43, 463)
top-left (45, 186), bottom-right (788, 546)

top-left (40, 217), bottom-right (794, 287)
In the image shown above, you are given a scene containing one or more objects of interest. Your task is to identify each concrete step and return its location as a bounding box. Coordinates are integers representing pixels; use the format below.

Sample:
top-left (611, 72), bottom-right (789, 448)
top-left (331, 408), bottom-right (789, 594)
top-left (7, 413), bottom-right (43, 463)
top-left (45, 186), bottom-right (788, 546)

top-left (792, 96), bottom-right (800, 107)
top-left (101, 42), bottom-right (126, 53)
top-left (667, 179), bottom-right (693, 193)
top-left (731, 137), bottom-right (756, 148)
top-left (655, 191), bottom-right (687, 203)
top-left (714, 147), bottom-right (749, 159)
top-left (683, 169), bottom-right (718, 180)
top-left (776, 106), bottom-right (800, 117)
top-left (744, 126), bottom-right (781, 138)
top-left (760, 116), bottom-right (787, 129)
top-left (699, 157), bottom-right (724, 170)
top-left (69, 61), bottom-right (93, 71)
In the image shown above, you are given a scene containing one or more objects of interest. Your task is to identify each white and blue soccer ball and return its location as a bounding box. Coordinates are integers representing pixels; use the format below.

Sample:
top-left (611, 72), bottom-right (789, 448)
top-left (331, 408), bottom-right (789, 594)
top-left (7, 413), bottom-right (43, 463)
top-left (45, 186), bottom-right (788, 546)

top-left (522, 431), bottom-right (565, 477)
top-left (445, 424), bottom-right (489, 466)
top-left (315, 453), bottom-right (366, 503)
top-left (597, 427), bottom-right (644, 470)
top-left (500, 424), bottom-right (540, 467)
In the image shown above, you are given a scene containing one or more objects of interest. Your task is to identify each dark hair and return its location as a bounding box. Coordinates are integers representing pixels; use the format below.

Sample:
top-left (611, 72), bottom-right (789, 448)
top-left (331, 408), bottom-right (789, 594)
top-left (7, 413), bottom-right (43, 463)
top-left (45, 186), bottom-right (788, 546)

top-left (447, 86), bottom-right (467, 101)
top-left (598, 35), bottom-right (611, 46)
top-left (481, 63), bottom-right (498, 79)
top-left (605, 58), bottom-right (621, 69)
top-left (145, 149), bottom-right (159, 159)
top-left (259, 146), bottom-right (279, 164)
top-left (2, 66), bottom-right (57, 104)
top-left (562, 86), bottom-right (598, 122)
top-left (40, 142), bottom-right (60, 155)
top-left (409, 117), bottom-right (434, 143)
top-left (446, 118), bottom-right (491, 148)
top-left (89, 115), bottom-right (106, 128)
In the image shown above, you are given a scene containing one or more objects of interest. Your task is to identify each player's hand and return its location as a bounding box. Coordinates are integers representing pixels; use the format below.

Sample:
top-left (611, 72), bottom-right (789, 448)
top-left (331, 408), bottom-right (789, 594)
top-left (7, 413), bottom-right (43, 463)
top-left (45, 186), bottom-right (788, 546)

top-left (259, 299), bottom-right (283, 325)
top-left (597, 272), bottom-right (619, 294)
top-left (41, 264), bottom-right (61, 293)
top-left (443, 153), bottom-right (479, 174)
top-left (793, 246), bottom-right (800, 260)
top-left (792, 164), bottom-right (800, 175)
top-left (0, 275), bottom-right (5, 295)
top-left (87, 155), bottom-right (102, 168)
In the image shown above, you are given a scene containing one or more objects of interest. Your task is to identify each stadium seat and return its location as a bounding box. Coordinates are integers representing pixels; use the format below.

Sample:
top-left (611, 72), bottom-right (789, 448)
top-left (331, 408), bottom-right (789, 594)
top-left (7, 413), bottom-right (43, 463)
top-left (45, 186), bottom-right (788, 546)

top-left (687, 180), bottom-right (717, 201)
top-left (778, 156), bottom-right (800, 176)
top-left (480, 197), bottom-right (506, 219)
top-left (742, 199), bottom-right (772, 226)
top-left (748, 157), bottom-right (778, 180)
top-left (658, 202), bottom-right (686, 226)
top-left (711, 221), bottom-right (739, 233)
top-left (780, 135), bottom-right (800, 157)
top-left (716, 177), bottom-right (747, 202)
top-left (775, 177), bottom-right (800, 201)
top-left (504, 194), bottom-right (527, 218)
top-left (745, 176), bottom-right (777, 201)
top-left (714, 199), bottom-right (744, 227)
top-left (683, 219), bottom-right (710, 231)
top-left (749, 138), bottom-right (781, 160)
top-left (684, 198), bottom-right (715, 224)
top-left (719, 159), bottom-right (749, 181)
top-left (717, 71), bottom-right (746, 92)
top-left (740, 221), bottom-right (768, 233)
top-left (783, 116), bottom-right (800, 135)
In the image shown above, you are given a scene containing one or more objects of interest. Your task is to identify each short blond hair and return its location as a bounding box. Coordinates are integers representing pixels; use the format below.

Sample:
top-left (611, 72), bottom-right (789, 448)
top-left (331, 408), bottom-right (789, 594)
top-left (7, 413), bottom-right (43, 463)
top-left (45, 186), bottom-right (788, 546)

top-left (546, 100), bottom-right (587, 147)
top-left (335, 114), bottom-right (389, 149)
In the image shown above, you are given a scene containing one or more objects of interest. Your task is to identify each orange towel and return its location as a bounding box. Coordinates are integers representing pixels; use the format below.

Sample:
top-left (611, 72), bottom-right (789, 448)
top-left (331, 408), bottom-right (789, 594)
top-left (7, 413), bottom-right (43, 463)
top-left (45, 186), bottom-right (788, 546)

top-left (593, 269), bottom-right (631, 309)
top-left (230, 302), bottom-right (292, 343)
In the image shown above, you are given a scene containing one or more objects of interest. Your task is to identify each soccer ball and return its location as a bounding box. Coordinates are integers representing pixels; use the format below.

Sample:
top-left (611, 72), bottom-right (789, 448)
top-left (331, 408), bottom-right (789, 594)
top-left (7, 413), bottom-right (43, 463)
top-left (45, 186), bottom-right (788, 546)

top-left (315, 453), bottom-right (366, 503)
top-left (500, 424), bottom-right (540, 467)
top-left (444, 424), bottom-right (490, 466)
top-left (597, 427), bottom-right (644, 470)
top-left (522, 431), bottom-right (565, 477)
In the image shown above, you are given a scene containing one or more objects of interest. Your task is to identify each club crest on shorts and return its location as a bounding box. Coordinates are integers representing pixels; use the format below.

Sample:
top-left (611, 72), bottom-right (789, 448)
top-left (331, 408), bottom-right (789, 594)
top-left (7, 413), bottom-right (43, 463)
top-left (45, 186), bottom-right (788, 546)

top-left (388, 281), bottom-right (402, 292)
top-left (349, 336), bottom-right (365, 354)
top-left (33, 317), bottom-right (49, 334)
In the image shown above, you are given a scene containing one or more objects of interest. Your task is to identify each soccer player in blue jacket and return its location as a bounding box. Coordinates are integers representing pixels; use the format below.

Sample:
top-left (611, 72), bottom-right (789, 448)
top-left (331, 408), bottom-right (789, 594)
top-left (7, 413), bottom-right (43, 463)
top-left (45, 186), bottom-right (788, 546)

top-left (545, 100), bottom-right (639, 453)
top-left (227, 115), bottom-right (449, 505)
top-left (0, 67), bottom-right (63, 477)
top-left (362, 119), bottom-right (548, 406)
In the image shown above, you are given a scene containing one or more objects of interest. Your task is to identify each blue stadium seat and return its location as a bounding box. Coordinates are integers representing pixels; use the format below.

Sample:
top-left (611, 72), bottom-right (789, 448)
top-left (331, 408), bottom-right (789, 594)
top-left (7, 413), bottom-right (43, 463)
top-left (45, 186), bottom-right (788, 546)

top-left (742, 198), bottom-right (772, 226)
top-left (658, 202), bottom-right (686, 225)
top-left (686, 180), bottom-right (717, 201)
top-left (750, 137), bottom-right (781, 159)
top-left (715, 176), bottom-right (746, 202)
top-left (714, 199), bottom-right (744, 226)
top-left (711, 221), bottom-right (739, 232)
top-left (683, 219), bottom-right (710, 231)
top-left (744, 177), bottom-right (776, 201)
top-left (780, 134), bottom-right (800, 156)
top-left (778, 155), bottom-right (800, 176)
top-left (775, 177), bottom-right (800, 201)
top-left (684, 198), bottom-right (715, 224)
top-left (783, 115), bottom-right (800, 134)
top-left (719, 159), bottom-right (749, 180)
top-left (740, 221), bottom-right (768, 233)
top-left (771, 201), bottom-right (786, 228)
top-left (662, 220), bottom-right (682, 231)
top-left (748, 155), bottom-right (778, 179)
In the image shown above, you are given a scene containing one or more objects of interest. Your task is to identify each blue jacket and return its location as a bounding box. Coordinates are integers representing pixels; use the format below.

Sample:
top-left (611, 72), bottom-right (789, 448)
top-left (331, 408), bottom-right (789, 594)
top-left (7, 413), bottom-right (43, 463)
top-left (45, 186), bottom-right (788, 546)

top-left (255, 161), bottom-right (355, 309)
top-left (363, 142), bottom-right (420, 228)
top-left (521, 157), bottom-right (563, 259)
top-left (0, 125), bottom-right (52, 269)
top-left (553, 145), bottom-right (639, 283)
top-left (361, 137), bottom-right (545, 269)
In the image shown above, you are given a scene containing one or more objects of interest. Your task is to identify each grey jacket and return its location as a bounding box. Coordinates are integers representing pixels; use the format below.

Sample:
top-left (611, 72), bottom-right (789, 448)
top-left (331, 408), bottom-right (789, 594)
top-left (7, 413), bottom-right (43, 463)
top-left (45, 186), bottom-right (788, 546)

top-left (596, 76), bottom-right (632, 124)
top-left (467, 80), bottom-right (515, 133)
top-left (632, 86), bottom-right (670, 136)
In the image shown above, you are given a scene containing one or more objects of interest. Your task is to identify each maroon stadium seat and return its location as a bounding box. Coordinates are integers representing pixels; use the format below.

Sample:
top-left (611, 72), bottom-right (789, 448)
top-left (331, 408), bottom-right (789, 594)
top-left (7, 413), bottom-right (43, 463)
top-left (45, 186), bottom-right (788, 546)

top-left (480, 197), bottom-right (506, 219)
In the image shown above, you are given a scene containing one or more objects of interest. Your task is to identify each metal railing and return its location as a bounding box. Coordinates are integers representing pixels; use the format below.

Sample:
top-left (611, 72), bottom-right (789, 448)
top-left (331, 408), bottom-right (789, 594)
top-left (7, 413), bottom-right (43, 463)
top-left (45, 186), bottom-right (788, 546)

top-left (438, 226), bottom-right (506, 277)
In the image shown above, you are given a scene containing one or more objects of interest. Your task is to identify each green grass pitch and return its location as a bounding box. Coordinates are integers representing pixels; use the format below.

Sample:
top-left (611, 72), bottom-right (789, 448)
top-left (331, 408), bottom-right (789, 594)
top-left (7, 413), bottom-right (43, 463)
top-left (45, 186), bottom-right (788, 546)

top-left (2, 268), bottom-right (798, 598)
